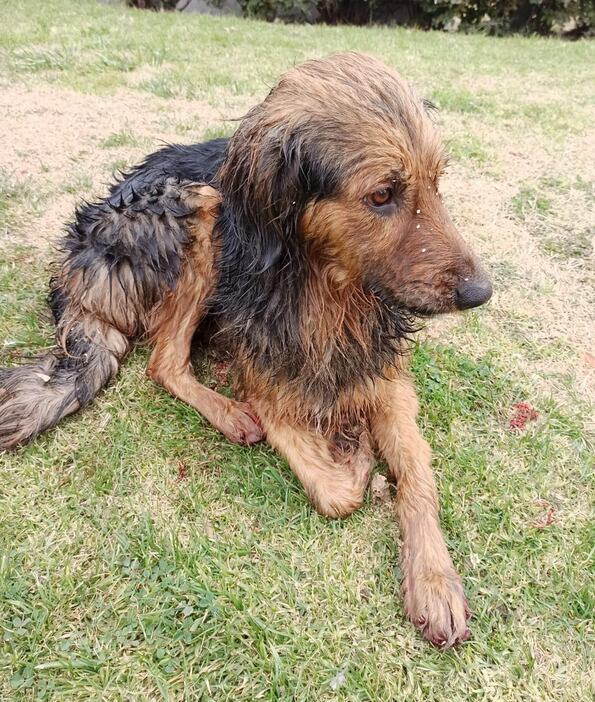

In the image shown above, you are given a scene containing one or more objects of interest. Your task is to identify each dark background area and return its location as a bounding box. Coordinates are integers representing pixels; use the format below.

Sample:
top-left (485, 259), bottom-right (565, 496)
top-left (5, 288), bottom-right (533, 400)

top-left (129, 0), bottom-right (594, 37)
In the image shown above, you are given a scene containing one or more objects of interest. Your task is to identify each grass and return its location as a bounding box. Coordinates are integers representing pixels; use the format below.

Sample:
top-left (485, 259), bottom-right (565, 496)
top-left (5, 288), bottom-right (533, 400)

top-left (61, 174), bottom-right (94, 196)
top-left (541, 231), bottom-right (593, 260)
top-left (0, 1), bottom-right (594, 700)
top-left (512, 187), bottom-right (553, 218)
top-left (99, 130), bottom-right (143, 149)
top-left (511, 180), bottom-right (594, 262)
top-left (446, 135), bottom-right (491, 165)
top-left (0, 170), bottom-right (37, 231)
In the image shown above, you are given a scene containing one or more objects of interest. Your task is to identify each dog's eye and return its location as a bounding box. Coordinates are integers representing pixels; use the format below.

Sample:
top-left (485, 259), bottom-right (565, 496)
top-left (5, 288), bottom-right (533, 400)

top-left (369, 187), bottom-right (393, 207)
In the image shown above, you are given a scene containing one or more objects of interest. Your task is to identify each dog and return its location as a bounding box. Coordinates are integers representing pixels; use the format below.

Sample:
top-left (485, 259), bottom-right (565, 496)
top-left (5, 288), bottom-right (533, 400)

top-left (0, 52), bottom-right (492, 647)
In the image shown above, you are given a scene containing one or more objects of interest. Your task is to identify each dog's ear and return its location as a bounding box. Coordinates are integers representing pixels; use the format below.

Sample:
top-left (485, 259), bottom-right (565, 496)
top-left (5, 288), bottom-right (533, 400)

top-left (272, 127), bottom-right (339, 218)
top-left (251, 127), bottom-right (307, 272)
top-left (219, 119), bottom-right (337, 273)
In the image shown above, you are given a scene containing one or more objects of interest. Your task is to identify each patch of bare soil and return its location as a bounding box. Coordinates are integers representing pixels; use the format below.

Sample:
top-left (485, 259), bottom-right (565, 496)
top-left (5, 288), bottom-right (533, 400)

top-left (0, 83), bottom-right (251, 246)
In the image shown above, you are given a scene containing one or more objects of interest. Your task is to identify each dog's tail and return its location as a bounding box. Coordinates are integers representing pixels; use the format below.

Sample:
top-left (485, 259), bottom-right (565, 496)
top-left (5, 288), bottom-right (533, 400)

top-left (0, 304), bottom-right (129, 450)
top-left (0, 176), bottom-right (199, 450)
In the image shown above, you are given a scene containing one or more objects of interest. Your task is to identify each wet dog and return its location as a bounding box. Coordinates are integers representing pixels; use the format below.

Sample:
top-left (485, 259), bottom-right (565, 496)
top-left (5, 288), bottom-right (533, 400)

top-left (0, 53), bottom-right (492, 647)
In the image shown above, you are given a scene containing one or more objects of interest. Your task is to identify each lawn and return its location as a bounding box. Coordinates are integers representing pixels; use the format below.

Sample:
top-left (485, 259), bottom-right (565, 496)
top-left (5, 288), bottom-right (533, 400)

top-left (0, 1), bottom-right (594, 700)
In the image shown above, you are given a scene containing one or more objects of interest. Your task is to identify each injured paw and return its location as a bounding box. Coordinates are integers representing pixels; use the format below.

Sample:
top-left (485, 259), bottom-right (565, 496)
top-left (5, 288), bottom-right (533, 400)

top-left (220, 400), bottom-right (265, 445)
top-left (404, 568), bottom-right (471, 648)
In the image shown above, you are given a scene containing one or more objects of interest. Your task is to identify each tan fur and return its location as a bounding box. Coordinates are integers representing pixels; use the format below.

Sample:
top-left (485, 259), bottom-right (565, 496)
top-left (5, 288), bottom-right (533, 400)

top-left (371, 372), bottom-right (470, 647)
top-left (253, 397), bottom-right (375, 518)
top-left (146, 186), bottom-right (264, 445)
top-left (235, 329), bottom-right (391, 436)
top-left (302, 185), bottom-right (480, 315)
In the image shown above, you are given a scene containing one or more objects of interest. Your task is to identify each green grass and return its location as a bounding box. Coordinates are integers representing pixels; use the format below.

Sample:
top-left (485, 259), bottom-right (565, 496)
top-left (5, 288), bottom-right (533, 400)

top-left (99, 130), bottom-right (143, 149)
top-left (61, 174), bottom-right (94, 196)
top-left (430, 88), bottom-right (492, 114)
top-left (0, 250), bottom-right (592, 701)
top-left (1, 1), bottom-right (594, 700)
top-left (0, 170), bottom-right (37, 231)
top-left (541, 231), bottom-right (593, 260)
top-left (446, 134), bottom-right (491, 165)
top-left (201, 125), bottom-right (238, 141)
top-left (512, 186), bottom-right (553, 218)
top-left (511, 180), bottom-right (594, 262)
top-left (0, 0), bottom-right (593, 121)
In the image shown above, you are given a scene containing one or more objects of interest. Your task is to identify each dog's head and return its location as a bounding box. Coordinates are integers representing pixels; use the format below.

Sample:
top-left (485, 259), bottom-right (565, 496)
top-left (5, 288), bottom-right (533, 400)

top-left (219, 52), bottom-right (491, 316)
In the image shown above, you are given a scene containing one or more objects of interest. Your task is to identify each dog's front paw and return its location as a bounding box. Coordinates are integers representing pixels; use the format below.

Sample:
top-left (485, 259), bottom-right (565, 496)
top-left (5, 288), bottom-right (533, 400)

top-left (404, 569), bottom-right (471, 648)
top-left (221, 401), bottom-right (265, 445)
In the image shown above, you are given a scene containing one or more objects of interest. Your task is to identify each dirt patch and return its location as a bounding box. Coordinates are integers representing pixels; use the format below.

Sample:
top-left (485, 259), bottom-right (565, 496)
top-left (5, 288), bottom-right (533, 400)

top-left (0, 83), bottom-right (252, 246)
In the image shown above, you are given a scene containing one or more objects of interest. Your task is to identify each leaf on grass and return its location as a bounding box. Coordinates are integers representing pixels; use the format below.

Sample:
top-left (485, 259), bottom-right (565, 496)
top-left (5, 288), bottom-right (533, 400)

top-left (370, 473), bottom-right (392, 505)
top-left (533, 499), bottom-right (556, 528)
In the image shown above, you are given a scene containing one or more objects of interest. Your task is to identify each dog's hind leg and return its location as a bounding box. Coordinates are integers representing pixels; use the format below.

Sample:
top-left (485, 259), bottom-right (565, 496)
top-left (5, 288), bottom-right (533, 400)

top-left (0, 176), bottom-right (204, 450)
top-left (252, 406), bottom-right (375, 518)
top-left (371, 374), bottom-right (471, 648)
top-left (146, 187), bottom-right (264, 446)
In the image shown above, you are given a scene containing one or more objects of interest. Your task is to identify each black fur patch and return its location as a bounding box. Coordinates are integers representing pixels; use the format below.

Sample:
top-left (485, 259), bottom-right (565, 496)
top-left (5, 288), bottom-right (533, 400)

top-left (58, 175), bottom-right (195, 309)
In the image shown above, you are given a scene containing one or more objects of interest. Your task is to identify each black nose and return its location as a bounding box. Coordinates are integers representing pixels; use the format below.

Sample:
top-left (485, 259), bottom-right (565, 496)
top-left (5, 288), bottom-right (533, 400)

top-left (455, 277), bottom-right (493, 310)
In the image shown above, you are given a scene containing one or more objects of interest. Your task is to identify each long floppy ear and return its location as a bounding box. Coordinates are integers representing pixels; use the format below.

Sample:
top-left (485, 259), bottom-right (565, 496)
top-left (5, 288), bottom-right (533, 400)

top-left (217, 111), bottom-right (338, 275)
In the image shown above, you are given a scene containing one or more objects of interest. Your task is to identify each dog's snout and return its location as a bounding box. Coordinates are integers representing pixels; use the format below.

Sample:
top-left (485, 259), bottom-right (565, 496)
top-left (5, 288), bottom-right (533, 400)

top-left (454, 277), bottom-right (493, 310)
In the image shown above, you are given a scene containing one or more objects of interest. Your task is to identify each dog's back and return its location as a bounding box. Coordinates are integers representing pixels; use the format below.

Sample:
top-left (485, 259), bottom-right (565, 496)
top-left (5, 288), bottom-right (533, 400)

top-left (0, 139), bottom-right (228, 449)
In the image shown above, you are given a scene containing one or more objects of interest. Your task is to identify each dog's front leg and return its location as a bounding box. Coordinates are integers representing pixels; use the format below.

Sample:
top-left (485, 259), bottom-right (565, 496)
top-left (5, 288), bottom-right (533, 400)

top-left (252, 402), bottom-right (375, 519)
top-left (146, 186), bottom-right (264, 446)
top-left (371, 375), bottom-right (470, 647)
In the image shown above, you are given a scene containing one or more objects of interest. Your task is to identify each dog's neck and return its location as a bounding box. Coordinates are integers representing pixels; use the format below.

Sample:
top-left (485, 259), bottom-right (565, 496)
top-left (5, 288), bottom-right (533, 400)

top-left (211, 229), bottom-right (417, 425)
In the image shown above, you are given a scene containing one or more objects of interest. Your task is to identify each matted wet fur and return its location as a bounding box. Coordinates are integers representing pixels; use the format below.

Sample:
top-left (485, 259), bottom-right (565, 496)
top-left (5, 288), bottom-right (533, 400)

top-left (0, 53), bottom-right (493, 648)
